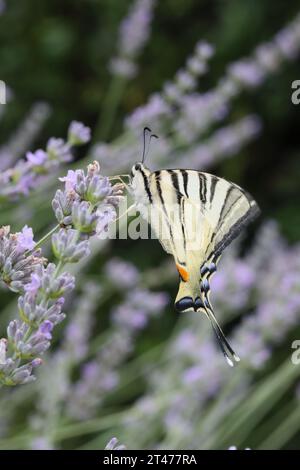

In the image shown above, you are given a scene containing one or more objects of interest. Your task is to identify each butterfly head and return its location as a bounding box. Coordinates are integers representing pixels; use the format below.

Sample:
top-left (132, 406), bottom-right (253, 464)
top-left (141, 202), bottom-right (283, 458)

top-left (130, 162), bottom-right (151, 190)
top-left (129, 127), bottom-right (157, 198)
top-left (130, 162), bottom-right (149, 177)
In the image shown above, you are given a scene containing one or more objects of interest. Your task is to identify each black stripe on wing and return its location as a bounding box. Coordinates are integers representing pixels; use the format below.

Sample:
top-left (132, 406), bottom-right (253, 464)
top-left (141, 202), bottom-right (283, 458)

top-left (140, 168), bottom-right (153, 204)
top-left (209, 176), bottom-right (218, 205)
top-left (214, 199), bottom-right (260, 257)
top-left (168, 170), bottom-right (187, 250)
top-left (155, 171), bottom-right (175, 246)
top-left (198, 173), bottom-right (207, 203)
top-left (181, 170), bottom-right (189, 197)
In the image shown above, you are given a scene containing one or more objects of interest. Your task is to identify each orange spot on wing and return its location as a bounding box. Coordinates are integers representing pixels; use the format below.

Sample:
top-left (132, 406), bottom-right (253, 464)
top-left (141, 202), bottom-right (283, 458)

top-left (176, 264), bottom-right (189, 282)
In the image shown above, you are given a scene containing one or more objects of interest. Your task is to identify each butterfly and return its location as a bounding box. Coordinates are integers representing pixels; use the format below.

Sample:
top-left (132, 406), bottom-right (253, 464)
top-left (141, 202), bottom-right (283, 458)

top-left (115, 128), bottom-right (260, 366)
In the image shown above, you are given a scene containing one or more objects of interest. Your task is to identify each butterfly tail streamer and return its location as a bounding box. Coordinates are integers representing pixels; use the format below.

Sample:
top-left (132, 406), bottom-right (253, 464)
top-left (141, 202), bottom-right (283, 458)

top-left (202, 286), bottom-right (240, 367)
top-left (205, 309), bottom-right (235, 367)
top-left (204, 305), bottom-right (240, 367)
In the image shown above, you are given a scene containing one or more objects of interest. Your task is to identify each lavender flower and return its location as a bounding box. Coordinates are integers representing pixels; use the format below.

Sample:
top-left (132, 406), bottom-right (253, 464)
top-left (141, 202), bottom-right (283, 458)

top-left (105, 258), bottom-right (140, 289)
top-left (125, 13), bottom-right (300, 145)
top-left (68, 121), bottom-right (91, 146)
top-left (17, 292), bottom-right (65, 325)
top-left (110, 0), bottom-right (156, 78)
top-left (105, 437), bottom-right (126, 450)
top-left (67, 286), bottom-right (168, 420)
top-left (227, 60), bottom-right (265, 88)
top-left (0, 121), bottom-right (89, 202)
top-left (0, 225), bottom-right (44, 293)
top-left (0, 156), bottom-right (123, 386)
top-left (174, 115), bottom-right (262, 169)
top-left (46, 138), bottom-right (72, 163)
top-left (30, 437), bottom-right (54, 450)
top-left (126, 39), bottom-right (215, 129)
top-left (121, 222), bottom-right (300, 450)
top-left (0, 259), bottom-right (71, 386)
top-left (0, 339), bottom-right (7, 364)
top-left (112, 289), bottom-right (169, 330)
top-left (51, 189), bottom-right (76, 226)
top-left (26, 150), bottom-right (48, 167)
top-left (71, 201), bottom-right (99, 234)
top-left (16, 225), bottom-right (36, 252)
top-left (0, 102), bottom-right (51, 172)
top-left (63, 282), bottom-right (99, 360)
top-left (53, 161), bottom-right (123, 236)
top-left (52, 229), bottom-right (90, 263)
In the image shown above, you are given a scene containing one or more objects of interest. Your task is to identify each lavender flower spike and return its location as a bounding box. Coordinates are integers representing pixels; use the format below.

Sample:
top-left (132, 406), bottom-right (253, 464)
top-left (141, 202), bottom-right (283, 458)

top-left (53, 160), bottom-right (124, 235)
top-left (1, 156), bottom-right (123, 387)
top-left (0, 225), bottom-right (44, 293)
top-left (0, 120), bottom-right (90, 202)
top-left (110, 0), bottom-right (156, 78)
top-left (52, 229), bottom-right (90, 263)
top-left (68, 121), bottom-right (91, 146)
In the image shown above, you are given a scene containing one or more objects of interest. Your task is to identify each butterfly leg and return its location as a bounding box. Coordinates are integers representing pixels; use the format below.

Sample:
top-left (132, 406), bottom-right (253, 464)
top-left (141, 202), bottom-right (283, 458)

top-left (109, 175), bottom-right (131, 192)
top-left (114, 203), bottom-right (136, 223)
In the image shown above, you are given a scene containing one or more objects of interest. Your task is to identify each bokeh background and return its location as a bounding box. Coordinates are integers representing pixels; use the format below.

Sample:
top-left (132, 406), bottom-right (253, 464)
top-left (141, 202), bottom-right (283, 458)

top-left (0, 0), bottom-right (300, 450)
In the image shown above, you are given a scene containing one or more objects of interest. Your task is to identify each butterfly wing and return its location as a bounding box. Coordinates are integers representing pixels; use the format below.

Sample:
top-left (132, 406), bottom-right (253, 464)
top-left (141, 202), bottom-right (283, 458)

top-left (137, 168), bottom-right (259, 366)
top-left (149, 169), bottom-right (260, 263)
top-left (168, 169), bottom-right (259, 365)
top-left (147, 170), bottom-right (187, 266)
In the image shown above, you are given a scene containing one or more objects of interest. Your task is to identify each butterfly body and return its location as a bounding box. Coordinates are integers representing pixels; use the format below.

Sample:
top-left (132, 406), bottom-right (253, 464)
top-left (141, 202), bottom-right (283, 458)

top-left (129, 161), bottom-right (260, 365)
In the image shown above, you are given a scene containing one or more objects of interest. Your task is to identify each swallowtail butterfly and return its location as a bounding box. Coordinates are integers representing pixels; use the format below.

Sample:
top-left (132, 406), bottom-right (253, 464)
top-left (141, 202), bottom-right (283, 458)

top-left (121, 128), bottom-right (260, 366)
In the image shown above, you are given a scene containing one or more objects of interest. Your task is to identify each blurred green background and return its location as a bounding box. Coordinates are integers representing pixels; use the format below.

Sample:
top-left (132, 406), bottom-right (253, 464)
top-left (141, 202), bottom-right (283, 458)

top-left (1, 0), bottom-right (300, 451)
top-left (1, 0), bottom-right (300, 241)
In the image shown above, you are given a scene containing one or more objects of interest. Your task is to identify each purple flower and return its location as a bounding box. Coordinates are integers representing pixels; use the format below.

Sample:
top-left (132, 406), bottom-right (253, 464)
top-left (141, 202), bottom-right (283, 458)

top-left (16, 225), bottom-right (35, 252)
top-left (26, 149), bottom-right (48, 166)
top-left (228, 60), bottom-right (265, 88)
top-left (31, 358), bottom-right (43, 368)
top-left (0, 225), bottom-right (43, 293)
top-left (59, 170), bottom-right (78, 191)
top-left (68, 121), bottom-right (91, 145)
top-left (105, 258), bottom-right (140, 288)
top-left (39, 321), bottom-right (54, 340)
top-left (31, 437), bottom-right (54, 450)
top-left (47, 138), bottom-right (72, 163)
top-left (0, 338), bottom-right (7, 364)
top-left (195, 41), bottom-right (215, 59)
top-left (105, 437), bottom-right (126, 451)
top-left (110, 0), bottom-right (156, 78)
top-left (24, 273), bottom-right (41, 295)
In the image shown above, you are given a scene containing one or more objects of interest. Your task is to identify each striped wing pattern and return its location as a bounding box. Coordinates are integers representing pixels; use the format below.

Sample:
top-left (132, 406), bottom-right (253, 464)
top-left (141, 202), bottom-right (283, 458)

top-left (132, 166), bottom-right (260, 366)
top-left (148, 169), bottom-right (260, 263)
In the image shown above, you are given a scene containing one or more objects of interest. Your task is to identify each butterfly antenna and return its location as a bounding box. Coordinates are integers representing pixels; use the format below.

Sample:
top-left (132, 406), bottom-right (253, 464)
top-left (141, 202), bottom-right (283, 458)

top-left (146, 133), bottom-right (159, 160)
top-left (141, 127), bottom-right (159, 164)
top-left (142, 127), bottom-right (151, 163)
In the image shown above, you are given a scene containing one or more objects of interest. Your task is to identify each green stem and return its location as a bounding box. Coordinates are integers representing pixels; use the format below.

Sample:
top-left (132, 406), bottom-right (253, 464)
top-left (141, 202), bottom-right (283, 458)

top-left (211, 358), bottom-right (299, 448)
top-left (258, 401), bottom-right (300, 449)
top-left (54, 260), bottom-right (64, 277)
top-left (32, 224), bottom-right (60, 252)
top-left (94, 75), bottom-right (126, 142)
